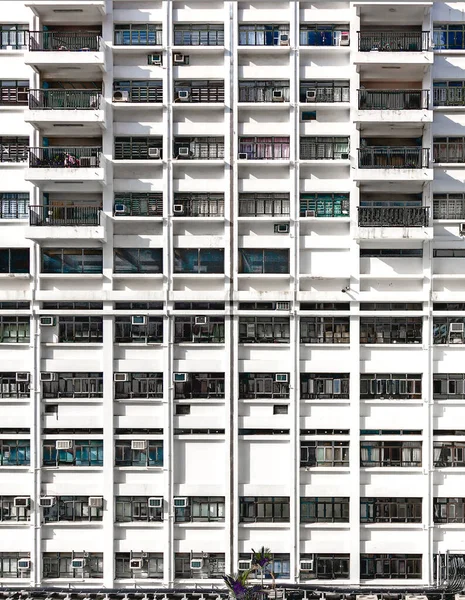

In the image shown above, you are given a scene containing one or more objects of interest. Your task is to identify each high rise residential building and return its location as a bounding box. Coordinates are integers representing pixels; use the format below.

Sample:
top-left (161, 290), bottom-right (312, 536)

top-left (0, 0), bottom-right (465, 592)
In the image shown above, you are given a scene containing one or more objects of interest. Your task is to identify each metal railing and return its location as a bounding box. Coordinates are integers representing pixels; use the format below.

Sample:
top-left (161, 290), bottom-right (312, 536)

top-left (300, 140), bottom-right (349, 160)
top-left (358, 30), bottom-right (430, 52)
top-left (358, 147), bottom-right (430, 169)
top-left (358, 206), bottom-right (429, 227)
top-left (0, 86), bottom-right (28, 105)
top-left (28, 147), bottom-right (102, 168)
top-left (358, 89), bottom-right (429, 110)
top-left (300, 85), bottom-right (349, 103)
top-left (173, 140), bottom-right (224, 160)
top-left (174, 84), bottom-right (224, 103)
top-left (29, 205), bottom-right (101, 226)
top-left (114, 140), bottom-right (162, 160)
top-left (29, 89), bottom-right (101, 110)
top-left (434, 87), bottom-right (465, 107)
top-left (239, 84), bottom-right (290, 103)
top-left (173, 198), bottom-right (224, 217)
top-left (239, 197), bottom-right (290, 217)
top-left (238, 139), bottom-right (290, 160)
top-left (173, 26), bottom-right (224, 46)
top-left (113, 84), bottom-right (162, 103)
top-left (28, 31), bottom-right (101, 52)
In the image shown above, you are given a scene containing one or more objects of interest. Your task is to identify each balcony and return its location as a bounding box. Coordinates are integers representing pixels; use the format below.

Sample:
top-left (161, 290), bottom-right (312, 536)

top-left (25, 205), bottom-right (105, 242)
top-left (358, 207), bottom-right (429, 227)
top-left (25, 147), bottom-right (105, 186)
top-left (355, 30), bottom-right (432, 65)
top-left (300, 137), bottom-right (350, 162)
top-left (174, 80), bottom-right (224, 105)
top-left (238, 137), bottom-right (290, 162)
top-left (173, 138), bottom-right (224, 161)
top-left (356, 147), bottom-right (432, 182)
top-left (174, 315), bottom-right (225, 343)
top-left (172, 194), bottom-right (224, 218)
top-left (26, 89), bottom-right (105, 129)
top-left (356, 89), bottom-right (431, 123)
top-left (239, 80), bottom-right (289, 105)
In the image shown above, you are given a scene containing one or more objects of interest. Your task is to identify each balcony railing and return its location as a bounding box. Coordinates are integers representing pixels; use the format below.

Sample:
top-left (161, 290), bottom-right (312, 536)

top-left (434, 87), bottom-right (465, 107)
top-left (29, 89), bottom-right (102, 110)
top-left (358, 90), bottom-right (429, 110)
top-left (358, 31), bottom-right (430, 52)
top-left (29, 205), bottom-right (101, 226)
top-left (358, 147), bottom-right (430, 169)
top-left (28, 31), bottom-right (101, 52)
top-left (173, 197), bottom-right (224, 217)
top-left (358, 206), bottom-right (429, 227)
top-left (238, 137), bottom-right (290, 160)
top-left (173, 139), bottom-right (224, 160)
top-left (28, 147), bottom-right (102, 168)
top-left (300, 139), bottom-right (349, 160)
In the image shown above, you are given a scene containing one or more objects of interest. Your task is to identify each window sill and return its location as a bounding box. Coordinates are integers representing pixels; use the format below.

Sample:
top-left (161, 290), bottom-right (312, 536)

top-left (114, 342), bottom-right (163, 347)
top-left (301, 466), bottom-right (350, 473)
top-left (42, 343), bottom-right (103, 347)
top-left (360, 466), bottom-right (423, 473)
top-left (114, 465), bottom-right (163, 471)
top-left (176, 342), bottom-right (224, 347)
top-left (172, 273), bottom-right (225, 278)
top-left (39, 273), bottom-right (104, 279)
top-left (360, 343), bottom-right (422, 347)
top-left (0, 398), bottom-right (30, 403)
top-left (360, 522), bottom-right (423, 529)
top-left (0, 273), bottom-right (30, 279)
top-left (43, 521), bottom-right (103, 527)
top-left (239, 342), bottom-right (291, 347)
top-left (42, 466), bottom-right (103, 471)
top-left (115, 397), bottom-right (163, 403)
top-left (362, 399), bottom-right (423, 405)
top-left (43, 397), bottom-right (103, 404)
top-left (239, 522), bottom-right (290, 529)
top-left (301, 343), bottom-right (350, 347)
top-left (300, 522), bottom-right (350, 529)
top-left (0, 343), bottom-right (29, 346)
top-left (112, 273), bottom-right (163, 279)
top-left (301, 398), bottom-right (350, 404)
top-left (0, 521), bottom-right (30, 527)
top-left (237, 273), bottom-right (290, 279)
top-left (114, 521), bottom-right (163, 528)
top-left (175, 521), bottom-right (225, 528)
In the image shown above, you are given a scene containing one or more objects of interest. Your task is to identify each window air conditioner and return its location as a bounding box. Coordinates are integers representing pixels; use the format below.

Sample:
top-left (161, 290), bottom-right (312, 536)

top-left (178, 90), bottom-right (190, 100)
top-left (305, 210), bottom-right (316, 217)
top-left (71, 559), bottom-right (86, 569)
top-left (114, 203), bottom-right (127, 214)
top-left (174, 53), bottom-right (185, 64)
top-left (130, 559), bottom-right (143, 570)
top-left (131, 440), bottom-right (147, 450)
top-left (88, 496), bottom-right (103, 508)
top-left (114, 373), bottom-right (128, 382)
top-left (131, 315), bottom-right (146, 325)
top-left (113, 90), bottom-right (129, 102)
top-left (173, 204), bottom-right (184, 214)
top-left (56, 440), bottom-right (73, 450)
top-left (173, 497), bottom-right (188, 508)
top-left (279, 34), bottom-right (290, 46)
top-left (238, 560), bottom-right (252, 571)
top-left (340, 31), bottom-right (350, 46)
top-left (238, 152), bottom-right (248, 160)
top-left (272, 90), bottom-right (283, 101)
top-left (450, 323), bottom-right (464, 333)
top-left (18, 559), bottom-right (31, 571)
top-left (275, 373), bottom-right (288, 382)
top-left (190, 558), bottom-right (203, 570)
top-left (40, 316), bottom-right (55, 327)
top-left (16, 373), bottom-right (29, 383)
top-left (306, 89), bottom-right (317, 102)
top-left (299, 559), bottom-right (314, 572)
top-left (173, 373), bottom-right (187, 382)
top-left (274, 223), bottom-right (289, 234)
top-left (148, 147), bottom-right (161, 159)
top-left (178, 147), bottom-right (190, 158)
top-left (195, 316), bottom-right (207, 325)
top-left (148, 54), bottom-right (162, 65)
top-left (460, 223), bottom-right (465, 236)
top-left (148, 497), bottom-right (163, 508)
top-left (14, 497), bottom-right (30, 508)
top-left (40, 372), bottom-right (57, 382)
top-left (39, 496), bottom-right (56, 507)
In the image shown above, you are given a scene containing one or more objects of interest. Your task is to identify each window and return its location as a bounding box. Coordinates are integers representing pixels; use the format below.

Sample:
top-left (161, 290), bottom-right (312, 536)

top-left (0, 440), bottom-right (29, 466)
top-left (239, 24), bottom-right (289, 46)
top-left (300, 497), bottom-right (349, 523)
top-left (114, 136), bottom-right (163, 160)
top-left (300, 441), bottom-right (349, 467)
top-left (175, 553), bottom-right (225, 579)
top-left (114, 373), bottom-right (163, 399)
top-left (240, 554), bottom-right (290, 580)
top-left (434, 137), bottom-right (465, 163)
top-left (302, 110), bottom-right (317, 120)
top-left (41, 248), bottom-right (102, 274)
top-left (360, 317), bottom-right (422, 344)
top-left (114, 317), bottom-right (163, 343)
top-left (42, 373), bottom-right (103, 399)
top-left (174, 136), bottom-right (224, 159)
top-left (0, 25), bottom-right (28, 50)
top-left (434, 442), bottom-right (465, 467)
top-left (174, 316), bottom-right (225, 343)
top-left (43, 552), bottom-right (103, 579)
top-left (174, 248), bottom-right (224, 274)
top-left (43, 440), bottom-right (103, 467)
top-left (239, 497), bottom-right (289, 522)
top-left (239, 249), bottom-right (289, 274)
top-left (360, 248), bottom-right (423, 257)
top-left (114, 192), bottom-right (162, 217)
top-left (434, 374), bottom-right (465, 399)
top-left (300, 374), bottom-right (350, 399)
top-left (361, 498), bottom-right (422, 523)
top-left (0, 136), bottom-right (28, 163)
top-left (300, 554), bottom-right (350, 580)
top-left (113, 80), bottom-right (162, 103)
top-left (300, 25), bottom-right (349, 47)
top-left (0, 317), bottom-right (29, 344)
top-left (300, 193), bottom-right (349, 217)
top-left (0, 553), bottom-right (30, 578)
top-left (0, 497), bottom-right (30, 522)
top-left (0, 249), bottom-right (28, 274)
top-left (115, 301), bottom-right (163, 310)
top-left (239, 193), bottom-right (290, 217)
top-left (0, 373), bottom-right (30, 398)
top-left (300, 317), bottom-right (350, 344)
top-left (360, 374), bottom-right (422, 400)
top-left (43, 302), bottom-right (103, 310)
top-left (239, 373), bottom-right (289, 399)
top-left (300, 137), bottom-right (349, 160)
top-left (434, 249), bottom-right (465, 257)
top-left (58, 317), bottom-right (103, 343)
top-left (43, 496), bottom-right (103, 522)
top-left (433, 24), bottom-right (465, 50)
top-left (175, 497), bottom-right (225, 522)
top-left (114, 248), bottom-right (163, 274)
top-left (434, 82), bottom-right (465, 107)
top-left (115, 553), bottom-right (163, 579)
top-left (273, 405), bottom-right (288, 414)
top-left (173, 193), bottom-right (224, 217)
top-left (114, 24), bottom-right (162, 46)
top-left (300, 80), bottom-right (349, 103)
top-left (0, 302), bottom-right (29, 310)
top-left (360, 302), bottom-right (422, 311)
top-left (176, 405), bottom-right (190, 415)
top-left (174, 80), bottom-right (224, 103)
top-left (115, 440), bottom-right (163, 467)
top-left (173, 24), bottom-right (224, 46)
top-left (361, 441), bottom-right (422, 467)
top-left (239, 317), bottom-right (290, 343)
top-left (359, 31), bottom-right (427, 52)
top-left (174, 373), bottom-right (225, 399)
top-left (115, 497), bottom-right (163, 522)
top-left (174, 301), bottom-right (224, 311)
top-left (434, 498), bottom-right (465, 523)
top-left (238, 80), bottom-right (290, 103)
top-left (360, 554), bottom-right (422, 580)
top-left (238, 136), bottom-right (290, 159)
top-left (301, 302), bottom-right (350, 311)
top-left (0, 80), bottom-right (28, 105)
top-left (434, 318), bottom-right (465, 344)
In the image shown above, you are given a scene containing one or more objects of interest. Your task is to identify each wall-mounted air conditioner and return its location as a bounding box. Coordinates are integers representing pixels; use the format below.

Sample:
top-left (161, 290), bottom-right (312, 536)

top-left (131, 315), bottom-right (146, 325)
top-left (14, 497), bottom-right (30, 508)
top-left (195, 316), bottom-right (207, 325)
top-left (148, 147), bottom-right (161, 159)
top-left (113, 90), bottom-right (129, 102)
top-left (274, 223), bottom-right (289, 234)
top-left (56, 440), bottom-right (73, 450)
top-left (272, 90), bottom-right (283, 101)
top-left (71, 559), bottom-right (86, 569)
top-left (279, 34), bottom-right (290, 46)
top-left (173, 497), bottom-right (188, 508)
top-left (173, 204), bottom-right (184, 214)
top-left (238, 560), bottom-right (252, 571)
top-left (238, 152), bottom-right (248, 159)
top-left (131, 440), bottom-right (147, 450)
top-left (148, 497), bottom-right (163, 508)
top-left (275, 373), bottom-right (288, 382)
top-left (178, 147), bottom-right (190, 157)
top-left (173, 373), bottom-right (187, 383)
top-left (130, 558), bottom-right (143, 570)
top-left (39, 496), bottom-right (56, 507)
top-left (299, 559), bottom-right (314, 571)
top-left (18, 559), bottom-right (30, 571)
top-left (16, 373), bottom-right (29, 383)
top-left (148, 54), bottom-right (162, 65)
top-left (88, 497), bottom-right (103, 508)
top-left (114, 203), bottom-right (127, 214)
top-left (174, 53), bottom-right (185, 64)
top-left (40, 372), bottom-right (57, 382)
top-left (190, 558), bottom-right (203, 570)
top-left (306, 89), bottom-right (317, 102)
top-left (178, 90), bottom-right (189, 100)
top-left (40, 316), bottom-right (55, 326)
top-left (114, 373), bottom-right (128, 382)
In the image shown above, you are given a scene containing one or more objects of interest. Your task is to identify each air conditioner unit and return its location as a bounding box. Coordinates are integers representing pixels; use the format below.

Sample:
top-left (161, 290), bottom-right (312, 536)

top-left (40, 316), bottom-right (55, 327)
top-left (71, 559), bottom-right (86, 570)
top-left (238, 560), bottom-right (252, 571)
top-left (40, 372), bottom-right (57, 382)
top-left (14, 497), bottom-right (30, 508)
top-left (173, 204), bottom-right (184, 214)
top-left (16, 373), bottom-right (29, 383)
top-left (178, 90), bottom-right (190, 100)
top-left (131, 440), bottom-right (147, 450)
top-left (272, 90), bottom-right (283, 101)
top-left (274, 223), bottom-right (289, 234)
top-left (195, 316), bottom-right (207, 325)
top-left (279, 34), bottom-right (290, 46)
top-left (131, 315), bottom-right (146, 325)
top-left (450, 323), bottom-right (464, 333)
top-left (113, 90), bottom-right (129, 102)
top-left (130, 559), bottom-right (143, 570)
top-left (148, 496), bottom-right (163, 508)
top-left (88, 496), bottom-right (103, 508)
top-left (460, 223), bottom-right (465, 236)
top-left (305, 210), bottom-right (316, 217)
top-left (173, 373), bottom-right (187, 383)
top-left (148, 147), bottom-right (161, 159)
top-left (299, 559), bottom-right (314, 572)
top-left (178, 147), bottom-right (190, 157)
top-left (275, 373), bottom-right (288, 383)
top-left (39, 496), bottom-right (56, 508)
top-left (114, 373), bottom-right (128, 382)
top-left (114, 203), bottom-right (127, 214)
top-left (148, 54), bottom-right (162, 65)
top-left (173, 497), bottom-right (188, 508)
top-left (18, 559), bottom-right (30, 571)
top-left (340, 31), bottom-right (350, 46)
top-left (190, 558), bottom-right (203, 570)
top-left (174, 53), bottom-right (185, 64)
top-left (238, 152), bottom-right (248, 160)
top-left (306, 89), bottom-right (317, 102)
top-left (56, 440), bottom-right (73, 450)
